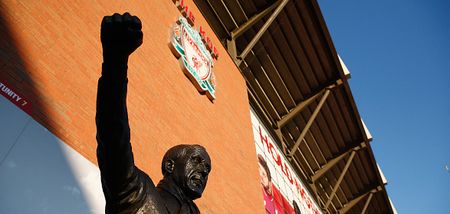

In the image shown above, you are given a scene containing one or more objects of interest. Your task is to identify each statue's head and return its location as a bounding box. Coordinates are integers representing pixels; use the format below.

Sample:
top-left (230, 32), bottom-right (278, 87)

top-left (161, 144), bottom-right (211, 200)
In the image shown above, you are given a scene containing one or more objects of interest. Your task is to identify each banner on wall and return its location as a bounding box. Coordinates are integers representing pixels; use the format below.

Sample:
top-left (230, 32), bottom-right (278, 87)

top-left (0, 80), bottom-right (32, 115)
top-left (251, 109), bottom-right (322, 214)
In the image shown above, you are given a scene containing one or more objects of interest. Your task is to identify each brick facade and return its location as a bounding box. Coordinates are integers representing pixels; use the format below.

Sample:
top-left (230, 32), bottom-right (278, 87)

top-left (0, 0), bottom-right (264, 213)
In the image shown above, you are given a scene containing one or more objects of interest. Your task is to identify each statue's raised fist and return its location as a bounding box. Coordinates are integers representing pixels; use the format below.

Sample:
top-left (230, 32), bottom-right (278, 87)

top-left (101, 12), bottom-right (143, 59)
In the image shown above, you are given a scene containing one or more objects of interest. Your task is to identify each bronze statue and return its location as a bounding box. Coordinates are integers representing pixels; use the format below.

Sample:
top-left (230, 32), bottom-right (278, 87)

top-left (96, 13), bottom-right (211, 214)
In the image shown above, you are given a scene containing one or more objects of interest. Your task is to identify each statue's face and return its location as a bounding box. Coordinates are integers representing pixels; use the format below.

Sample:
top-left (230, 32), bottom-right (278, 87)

top-left (173, 149), bottom-right (211, 199)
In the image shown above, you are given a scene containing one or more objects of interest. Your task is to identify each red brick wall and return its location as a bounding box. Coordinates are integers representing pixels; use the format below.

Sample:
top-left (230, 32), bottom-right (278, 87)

top-left (0, 0), bottom-right (264, 213)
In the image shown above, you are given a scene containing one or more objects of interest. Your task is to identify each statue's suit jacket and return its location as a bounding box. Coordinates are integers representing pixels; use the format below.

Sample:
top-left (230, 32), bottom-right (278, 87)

top-left (96, 63), bottom-right (201, 214)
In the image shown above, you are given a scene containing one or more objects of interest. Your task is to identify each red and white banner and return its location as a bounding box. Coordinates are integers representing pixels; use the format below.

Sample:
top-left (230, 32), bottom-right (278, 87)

top-left (0, 80), bottom-right (32, 115)
top-left (251, 109), bottom-right (322, 214)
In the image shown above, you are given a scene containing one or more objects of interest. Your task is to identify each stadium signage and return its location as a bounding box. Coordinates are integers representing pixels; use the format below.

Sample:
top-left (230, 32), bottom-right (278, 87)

top-left (170, 0), bottom-right (219, 100)
top-left (0, 80), bottom-right (32, 115)
top-left (173, 0), bottom-right (219, 59)
top-left (170, 17), bottom-right (216, 100)
top-left (251, 110), bottom-right (322, 214)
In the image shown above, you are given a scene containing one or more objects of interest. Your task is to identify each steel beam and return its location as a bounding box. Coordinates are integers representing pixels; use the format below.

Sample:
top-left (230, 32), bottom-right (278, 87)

top-left (312, 149), bottom-right (351, 183)
top-left (361, 192), bottom-right (374, 214)
top-left (287, 89), bottom-right (330, 158)
top-left (274, 128), bottom-right (288, 154)
top-left (205, 0), bottom-right (231, 38)
top-left (281, 80), bottom-right (343, 158)
top-left (291, 155), bottom-right (310, 186)
top-left (227, 1), bottom-right (281, 64)
top-left (237, 0), bottom-right (289, 64)
top-left (339, 186), bottom-right (380, 214)
top-left (276, 89), bottom-right (324, 129)
top-left (276, 80), bottom-right (342, 129)
top-left (230, 1), bottom-right (280, 39)
top-left (324, 150), bottom-right (357, 209)
top-left (227, 39), bottom-right (237, 60)
top-left (311, 142), bottom-right (366, 183)
top-left (246, 76), bottom-right (278, 127)
top-left (276, 87), bottom-right (331, 160)
top-left (291, 157), bottom-right (323, 209)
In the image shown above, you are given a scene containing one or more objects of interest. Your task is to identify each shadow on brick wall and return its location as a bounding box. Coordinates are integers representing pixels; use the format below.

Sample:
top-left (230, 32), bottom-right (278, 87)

top-left (0, 4), bottom-right (99, 213)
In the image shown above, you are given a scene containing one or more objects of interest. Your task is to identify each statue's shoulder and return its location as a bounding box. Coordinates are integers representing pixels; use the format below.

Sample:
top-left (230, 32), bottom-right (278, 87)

top-left (132, 168), bottom-right (170, 213)
top-left (156, 190), bottom-right (180, 214)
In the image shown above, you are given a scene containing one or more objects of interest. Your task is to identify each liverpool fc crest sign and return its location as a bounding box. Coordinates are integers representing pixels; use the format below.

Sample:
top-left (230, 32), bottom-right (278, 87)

top-left (170, 17), bottom-right (216, 101)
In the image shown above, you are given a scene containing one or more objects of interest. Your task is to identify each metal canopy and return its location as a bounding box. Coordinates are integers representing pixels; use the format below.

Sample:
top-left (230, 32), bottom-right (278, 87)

top-left (194, 0), bottom-right (394, 213)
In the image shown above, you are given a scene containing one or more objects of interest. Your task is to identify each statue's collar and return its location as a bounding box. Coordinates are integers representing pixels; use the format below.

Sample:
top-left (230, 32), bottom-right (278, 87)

top-left (157, 178), bottom-right (187, 203)
top-left (157, 178), bottom-right (200, 214)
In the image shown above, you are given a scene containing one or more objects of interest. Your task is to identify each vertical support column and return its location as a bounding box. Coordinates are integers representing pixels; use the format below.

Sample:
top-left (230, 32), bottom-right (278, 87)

top-left (227, 39), bottom-right (237, 61)
top-left (274, 128), bottom-right (288, 154)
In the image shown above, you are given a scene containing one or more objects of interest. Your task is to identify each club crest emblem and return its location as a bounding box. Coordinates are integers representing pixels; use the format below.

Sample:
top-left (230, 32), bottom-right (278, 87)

top-left (170, 17), bottom-right (216, 100)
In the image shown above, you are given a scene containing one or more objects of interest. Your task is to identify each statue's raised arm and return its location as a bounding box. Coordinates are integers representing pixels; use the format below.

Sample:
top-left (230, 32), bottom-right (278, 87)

top-left (96, 11), bottom-right (142, 190)
top-left (96, 12), bottom-right (165, 213)
top-left (96, 13), bottom-right (211, 214)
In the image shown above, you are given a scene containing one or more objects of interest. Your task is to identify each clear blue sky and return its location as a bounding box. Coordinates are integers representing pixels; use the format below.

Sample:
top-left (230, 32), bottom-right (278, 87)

top-left (318, 1), bottom-right (450, 213)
